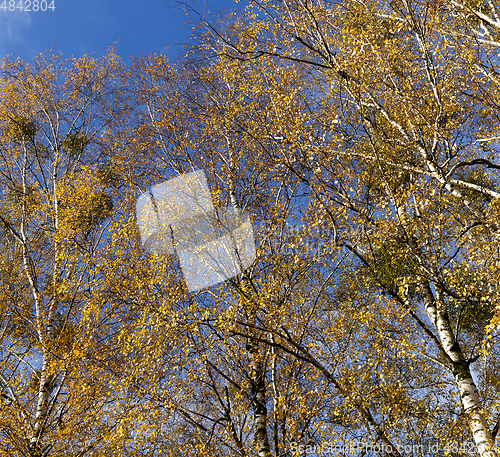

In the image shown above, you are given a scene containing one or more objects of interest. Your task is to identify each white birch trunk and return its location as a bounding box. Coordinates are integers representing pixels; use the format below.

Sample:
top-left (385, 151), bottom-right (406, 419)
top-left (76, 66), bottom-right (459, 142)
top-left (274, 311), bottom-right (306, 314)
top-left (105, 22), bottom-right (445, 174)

top-left (248, 338), bottom-right (271, 457)
top-left (227, 158), bottom-right (271, 457)
top-left (420, 282), bottom-right (496, 457)
top-left (21, 137), bottom-right (61, 456)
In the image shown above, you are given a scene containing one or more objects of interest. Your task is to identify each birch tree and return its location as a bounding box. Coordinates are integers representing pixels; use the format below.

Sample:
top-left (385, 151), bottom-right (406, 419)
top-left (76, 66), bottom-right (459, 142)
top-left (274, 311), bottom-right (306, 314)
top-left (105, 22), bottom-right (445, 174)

top-left (3, 2), bottom-right (498, 455)
top-left (190, 0), bottom-right (500, 454)
top-left (126, 0), bottom-right (500, 455)
top-left (0, 50), bottom-right (141, 456)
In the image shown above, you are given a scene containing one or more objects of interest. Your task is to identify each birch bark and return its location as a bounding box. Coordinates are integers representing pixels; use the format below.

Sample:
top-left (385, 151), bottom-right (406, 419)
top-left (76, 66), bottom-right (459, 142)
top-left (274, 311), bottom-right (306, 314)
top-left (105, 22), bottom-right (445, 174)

top-left (420, 281), bottom-right (496, 457)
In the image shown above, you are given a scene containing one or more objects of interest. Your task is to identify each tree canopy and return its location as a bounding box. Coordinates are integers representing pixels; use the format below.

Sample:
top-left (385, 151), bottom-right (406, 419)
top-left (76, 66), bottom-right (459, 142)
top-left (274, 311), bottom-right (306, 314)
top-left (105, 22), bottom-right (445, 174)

top-left (1, 1), bottom-right (500, 456)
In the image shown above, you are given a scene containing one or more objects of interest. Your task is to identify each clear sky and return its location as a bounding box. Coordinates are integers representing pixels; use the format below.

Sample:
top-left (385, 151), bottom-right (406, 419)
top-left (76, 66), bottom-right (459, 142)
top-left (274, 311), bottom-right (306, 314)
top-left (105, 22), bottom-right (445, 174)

top-left (0, 0), bottom-right (243, 63)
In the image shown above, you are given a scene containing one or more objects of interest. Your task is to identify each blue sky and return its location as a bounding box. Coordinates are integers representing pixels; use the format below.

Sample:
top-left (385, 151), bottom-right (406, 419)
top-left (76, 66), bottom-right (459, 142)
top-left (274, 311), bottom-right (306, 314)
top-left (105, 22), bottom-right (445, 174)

top-left (0, 0), bottom-right (243, 63)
